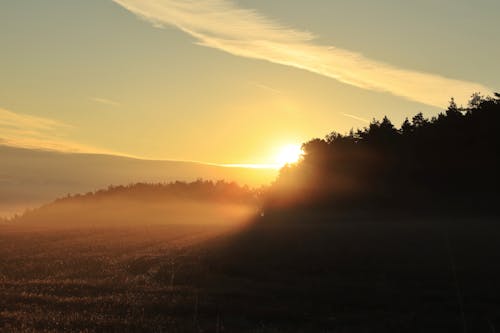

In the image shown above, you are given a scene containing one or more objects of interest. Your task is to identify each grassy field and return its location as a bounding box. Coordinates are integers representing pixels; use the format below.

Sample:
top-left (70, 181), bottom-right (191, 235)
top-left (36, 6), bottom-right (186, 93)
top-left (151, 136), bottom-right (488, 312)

top-left (1, 214), bottom-right (500, 332)
top-left (0, 223), bottom-right (235, 333)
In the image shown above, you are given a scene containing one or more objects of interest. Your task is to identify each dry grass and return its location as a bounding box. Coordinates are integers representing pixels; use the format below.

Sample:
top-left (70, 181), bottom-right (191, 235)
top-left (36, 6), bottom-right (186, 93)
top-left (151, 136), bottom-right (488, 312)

top-left (2, 216), bottom-right (500, 332)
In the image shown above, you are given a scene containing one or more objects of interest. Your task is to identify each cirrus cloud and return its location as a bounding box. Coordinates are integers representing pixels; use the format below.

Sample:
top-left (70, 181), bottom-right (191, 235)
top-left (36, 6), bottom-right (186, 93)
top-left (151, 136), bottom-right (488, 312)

top-left (91, 97), bottom-right (121, 107)
top-left (113, 0), bottom-right (492, 108)
top-left (0, 107), bottom-right (116, 154)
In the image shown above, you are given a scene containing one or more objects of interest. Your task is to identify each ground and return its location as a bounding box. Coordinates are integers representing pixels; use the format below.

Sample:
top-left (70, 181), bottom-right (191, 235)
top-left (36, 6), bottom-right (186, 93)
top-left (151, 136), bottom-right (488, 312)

top-left (1, 215), bottom-right (500, 332)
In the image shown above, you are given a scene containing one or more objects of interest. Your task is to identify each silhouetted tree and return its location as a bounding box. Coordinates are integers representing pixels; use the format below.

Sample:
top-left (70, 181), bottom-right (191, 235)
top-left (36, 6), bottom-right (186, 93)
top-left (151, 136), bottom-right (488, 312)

top-left (401, 118), bottom-right (413, 134)
top-left (411, 112), bottom-right (428, 128)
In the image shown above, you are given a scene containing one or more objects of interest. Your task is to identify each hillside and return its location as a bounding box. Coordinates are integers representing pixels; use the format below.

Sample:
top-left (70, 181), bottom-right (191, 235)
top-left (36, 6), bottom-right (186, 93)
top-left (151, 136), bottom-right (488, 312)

top-left (0, 146), bottom-right (276, 217)
top-left (6, 180), bottom-right (260, 228)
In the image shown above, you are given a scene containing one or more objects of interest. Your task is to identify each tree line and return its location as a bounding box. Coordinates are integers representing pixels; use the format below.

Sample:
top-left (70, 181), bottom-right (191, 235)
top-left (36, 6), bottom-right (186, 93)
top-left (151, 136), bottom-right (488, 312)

top-left (5, 180), bottom-right (260, 223)
top-left (266, 93), bottom-right (500, 217)
top-left (52, 179), bottom-right (260, 205)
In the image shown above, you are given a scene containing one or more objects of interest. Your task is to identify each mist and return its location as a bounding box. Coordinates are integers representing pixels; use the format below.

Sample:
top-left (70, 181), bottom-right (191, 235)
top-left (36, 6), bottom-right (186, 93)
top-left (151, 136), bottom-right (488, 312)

top-left (0, 145), bottom-right (276, 217)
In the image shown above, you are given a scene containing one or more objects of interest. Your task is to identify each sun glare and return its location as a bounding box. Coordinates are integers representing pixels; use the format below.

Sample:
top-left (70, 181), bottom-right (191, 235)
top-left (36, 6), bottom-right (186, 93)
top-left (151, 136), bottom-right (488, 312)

top-left (275, 144), bottom-right (303, 167)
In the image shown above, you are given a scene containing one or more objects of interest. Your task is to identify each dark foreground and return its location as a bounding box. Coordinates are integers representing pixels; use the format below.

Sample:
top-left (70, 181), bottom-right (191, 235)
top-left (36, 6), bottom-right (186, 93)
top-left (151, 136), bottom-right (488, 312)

top-left (1, 215), bottom-right (500, 332)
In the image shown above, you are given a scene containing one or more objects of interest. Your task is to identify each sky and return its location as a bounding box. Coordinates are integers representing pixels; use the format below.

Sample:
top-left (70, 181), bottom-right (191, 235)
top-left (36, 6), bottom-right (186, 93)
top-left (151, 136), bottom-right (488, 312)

top-left (1, 0), bottom-right (498, 165)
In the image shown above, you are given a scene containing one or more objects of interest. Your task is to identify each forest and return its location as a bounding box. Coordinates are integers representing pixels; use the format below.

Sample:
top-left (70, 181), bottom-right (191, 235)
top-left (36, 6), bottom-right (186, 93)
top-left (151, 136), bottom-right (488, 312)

top-left (268, 93), bottom-right (500, 216)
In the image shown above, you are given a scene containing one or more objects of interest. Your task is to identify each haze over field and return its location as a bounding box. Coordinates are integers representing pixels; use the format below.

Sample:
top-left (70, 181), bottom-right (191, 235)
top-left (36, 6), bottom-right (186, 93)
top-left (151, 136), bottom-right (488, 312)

top-left (0, 145), bottom-right (276, 217)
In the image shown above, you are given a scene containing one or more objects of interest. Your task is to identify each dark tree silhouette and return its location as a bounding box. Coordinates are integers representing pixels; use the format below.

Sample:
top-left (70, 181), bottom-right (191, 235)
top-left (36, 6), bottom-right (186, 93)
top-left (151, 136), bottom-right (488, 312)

top-left (11, 180), bottom-right (260, 225)
top-left (266, 93), bottom-right (500, 217)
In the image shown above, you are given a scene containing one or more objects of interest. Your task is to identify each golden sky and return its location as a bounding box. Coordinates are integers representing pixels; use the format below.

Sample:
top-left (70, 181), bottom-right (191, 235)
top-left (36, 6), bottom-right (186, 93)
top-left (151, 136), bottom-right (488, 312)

top-left (1, 0), bottom-right (497, 166)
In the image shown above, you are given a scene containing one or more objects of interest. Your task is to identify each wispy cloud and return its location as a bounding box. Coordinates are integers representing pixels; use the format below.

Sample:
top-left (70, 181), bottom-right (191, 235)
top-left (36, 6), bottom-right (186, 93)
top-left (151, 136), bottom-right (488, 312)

top-left (91, 97), bottom-right (121, 107)
top-left (341, 113), bottom-right (370, 124)
top-left (0, 107), bottom-right (66, 131)
top-left (0, 107), bottom-right (114, 154)
top-left (113, 0), bottom-right (492, 108)
top-left (249, 82), bottom-right (283, 95)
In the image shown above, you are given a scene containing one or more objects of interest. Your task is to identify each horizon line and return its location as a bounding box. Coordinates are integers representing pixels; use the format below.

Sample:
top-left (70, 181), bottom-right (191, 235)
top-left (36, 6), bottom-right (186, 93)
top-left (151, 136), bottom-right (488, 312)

top-left (0, 143), bottom-right (280, 170)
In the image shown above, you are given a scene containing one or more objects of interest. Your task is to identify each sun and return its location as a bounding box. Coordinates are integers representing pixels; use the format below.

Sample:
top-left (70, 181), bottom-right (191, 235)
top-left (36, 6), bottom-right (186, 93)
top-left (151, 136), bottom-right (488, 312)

top-left (275, 144), bottom-right (303, 167)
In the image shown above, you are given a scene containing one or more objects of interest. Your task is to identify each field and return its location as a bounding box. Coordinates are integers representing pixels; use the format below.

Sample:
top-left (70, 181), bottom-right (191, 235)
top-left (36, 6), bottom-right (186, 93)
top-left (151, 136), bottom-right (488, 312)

top-left (1, 214), bottom-right (500, 332)
top-left (0, 223), bottom-right (238, 333)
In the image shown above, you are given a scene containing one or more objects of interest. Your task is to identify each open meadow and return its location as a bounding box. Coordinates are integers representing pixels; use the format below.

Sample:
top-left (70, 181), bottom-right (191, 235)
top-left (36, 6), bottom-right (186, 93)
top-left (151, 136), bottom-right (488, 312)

top-left (2, 213), bottom-right (500, 332)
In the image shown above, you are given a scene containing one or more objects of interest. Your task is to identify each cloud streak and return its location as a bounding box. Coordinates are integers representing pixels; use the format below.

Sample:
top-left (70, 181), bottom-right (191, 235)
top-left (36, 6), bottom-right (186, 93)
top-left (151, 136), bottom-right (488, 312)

top-left (0, 107), bottom-right (114, 154)
top-left (0, 107), bottom-right (66, 132)
top-left (113, 0), bottom-right (492, 108)
top-left (342, 113), bottom-right (370, 124)
top-left (249, 82), bottom-right (283, 95)
top-left (91, 97), bottom-right (121, 107)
